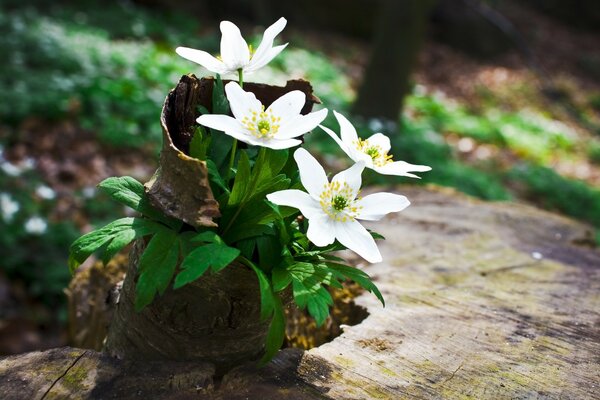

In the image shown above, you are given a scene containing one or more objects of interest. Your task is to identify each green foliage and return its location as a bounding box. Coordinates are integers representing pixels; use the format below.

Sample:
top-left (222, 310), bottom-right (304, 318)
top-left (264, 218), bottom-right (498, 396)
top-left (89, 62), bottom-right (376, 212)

top-left (174, 234), bottom-right (240, 289)
top-left (135, 228), bottom-right (180, 310)
top-left (0, 5), bottom-right (209, 148)
top-left (506, 164), bottom-right (600, 227)
top-left (405, 91), bottom-right (576, 164)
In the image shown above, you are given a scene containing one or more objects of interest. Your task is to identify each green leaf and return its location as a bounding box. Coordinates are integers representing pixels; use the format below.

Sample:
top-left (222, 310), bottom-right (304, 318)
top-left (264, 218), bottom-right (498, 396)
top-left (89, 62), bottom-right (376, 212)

top-left (208, 75), bottom-right (233, 170)
top-left (69, 217), bottom-right (163, 274)
top-left (369, 230), bottom-right (386, 240)
top-left (135, 229), bottom-right (180, 311)
top-left (189, 230), bottom-right (222, 244)
top-left (101, 229), bottom-right (136, 264)
top-left (272, 266), bottom-right (291, 292)
top-left (261, 293), bottom-right (285, 365)
top-left (97, 176), bottom-right (177, 227)
top-left (173, 243), bottom-right (240, 289)
top-left (244, 257), bottom-right (286, 364)
top-left (189, 125), bottom-right (210, 161)
top-left (228, 150), bottom-right (251, 206)
top-left (287, 262), bottom-right (340, 326)
top-left (256, 235), bottom-right (281, 271)
top-left (206, 159), bottom-right (229, 193)
top-left (212, 74), bottom-right (230, 114)
top-left (327, 263), bottom-right (385, 306)
top-left (254, 149), bottom-right (289, 188)
top-left (97, 176), bottom-right (145, 210)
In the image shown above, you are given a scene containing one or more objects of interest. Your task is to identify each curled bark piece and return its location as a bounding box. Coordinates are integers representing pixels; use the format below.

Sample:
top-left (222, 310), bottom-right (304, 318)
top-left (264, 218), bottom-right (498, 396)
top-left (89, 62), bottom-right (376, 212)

top-left (145, 74), bottom-right (320, 228)
top-left (145, 74), bottom-right (220, 228)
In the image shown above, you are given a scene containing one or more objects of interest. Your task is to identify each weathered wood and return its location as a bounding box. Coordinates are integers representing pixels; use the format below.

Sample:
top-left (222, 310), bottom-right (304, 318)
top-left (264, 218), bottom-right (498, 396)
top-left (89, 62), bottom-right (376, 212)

top-left (2, 186), bottom-right (599, 399)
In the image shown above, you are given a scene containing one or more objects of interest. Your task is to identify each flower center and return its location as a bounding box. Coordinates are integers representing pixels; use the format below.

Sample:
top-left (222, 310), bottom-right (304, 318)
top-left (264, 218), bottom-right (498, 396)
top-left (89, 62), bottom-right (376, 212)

top-left (332, 195), bottom-right (348, 211)
top-left (242, 106), bottom-right (281, 139)
top-left (354, 138), bottom-right (393, 167)
top-left (319, 181), bottom-right (362, 222)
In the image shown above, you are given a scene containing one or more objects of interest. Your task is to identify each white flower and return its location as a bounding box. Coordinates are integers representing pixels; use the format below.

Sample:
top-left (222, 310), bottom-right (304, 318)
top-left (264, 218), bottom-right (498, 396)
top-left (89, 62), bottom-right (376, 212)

top-left (1, 193), bottom-right (20, 222)
top-left (36, 185), bottom-right (56, 200)
top-left (176, 17), bottom-right (287, 75)
top-left (197, 82), bottom-right (327, 149)
top-left (25, 216), bottom-right (47, 235)
top-left (320, 111), bottom-right (431, 178)
top-left (267, 148), bottom-right (410, 263)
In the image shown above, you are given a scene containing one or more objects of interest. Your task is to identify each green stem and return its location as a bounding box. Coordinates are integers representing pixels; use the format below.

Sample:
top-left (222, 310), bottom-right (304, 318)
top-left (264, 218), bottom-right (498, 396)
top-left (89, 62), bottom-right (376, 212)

top-left (225, 69), bottom-right (245, 185)
top-left (226, 139), bottom-right (237, 184)
top-left (238, 68), bottom-right (244, 88)
top-left (222, 147), bottom-right (267, 236)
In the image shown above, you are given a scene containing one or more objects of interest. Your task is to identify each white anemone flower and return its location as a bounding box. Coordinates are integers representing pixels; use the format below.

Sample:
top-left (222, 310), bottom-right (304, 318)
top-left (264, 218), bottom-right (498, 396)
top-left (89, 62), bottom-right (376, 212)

top-left (176, 17), bottom-right (287, 75)
top-left (197, 82), bottom-right (328, 149)
top-left (267, 148), bottom-right (410, 263)
top-left (320, 111), bottom-right (432, 178)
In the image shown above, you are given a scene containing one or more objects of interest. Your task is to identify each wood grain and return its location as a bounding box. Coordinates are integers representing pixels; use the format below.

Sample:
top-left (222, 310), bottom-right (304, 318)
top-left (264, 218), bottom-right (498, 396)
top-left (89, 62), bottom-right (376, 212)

top-left (1, 186), bottom-right (598, 399)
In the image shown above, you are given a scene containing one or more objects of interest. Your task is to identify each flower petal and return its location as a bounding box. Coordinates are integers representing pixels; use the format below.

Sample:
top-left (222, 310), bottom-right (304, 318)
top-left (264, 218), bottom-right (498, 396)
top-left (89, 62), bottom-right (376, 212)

top-left (220, 21), bottom-right (250, 69)
top-left (331, 161), bottom-right (365, 199)
top-left (224, 82), bottom-right (261, 120)
top-left (266, 189), bottom-right (321, 219)
top-left (334, 111), bottom-right (359, 146)
top-left (356, 192), bottom-right (410, 221)
top-left (258, 138), bottom-right (302, 150)
top-left (277, 109), bottom-right (328, 139)
top-left (294, 148), bottom-right (328, 199)
top-left (246, 17), bottom-right (287, 71)
top-left (175, 47), bottom-right (227, 74)
top-left (196, 114), bottom-right (254, 145)
top-left (366, 133), bottom-right (391, 153)
top-left (334, 219), bottom-right (382, 263)
top-left (267, 90), bottom-right (305, 122)
top-left (245, 44), bottom-right (288, 73)
top-left (307, 214), bottom-right (336, 247)
top-left (374, 160), bottom-right (432, 178)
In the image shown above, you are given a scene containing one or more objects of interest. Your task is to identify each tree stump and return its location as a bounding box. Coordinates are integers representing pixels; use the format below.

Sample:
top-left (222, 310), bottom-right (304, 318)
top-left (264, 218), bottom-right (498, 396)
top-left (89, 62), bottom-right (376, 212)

top-left (1, 186), bottom-right (598, 399)
top-left (101, 74), bottom-right (319, 371)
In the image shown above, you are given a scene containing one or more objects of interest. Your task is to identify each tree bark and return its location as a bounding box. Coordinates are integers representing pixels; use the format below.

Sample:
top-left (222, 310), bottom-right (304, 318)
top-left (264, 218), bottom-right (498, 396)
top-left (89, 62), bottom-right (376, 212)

top-left (352, 0), bottom-right (437, 120)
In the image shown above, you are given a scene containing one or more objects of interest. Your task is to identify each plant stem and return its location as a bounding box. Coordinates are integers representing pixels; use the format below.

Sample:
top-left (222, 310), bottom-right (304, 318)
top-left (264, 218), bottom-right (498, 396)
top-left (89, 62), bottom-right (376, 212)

top-left (225, 69), bottom-right (244, 185)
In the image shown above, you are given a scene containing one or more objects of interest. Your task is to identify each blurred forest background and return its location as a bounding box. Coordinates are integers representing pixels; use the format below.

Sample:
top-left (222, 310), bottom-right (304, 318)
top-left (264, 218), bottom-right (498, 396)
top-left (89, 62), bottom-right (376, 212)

top-left (1, 0), bottom-right (599, 355)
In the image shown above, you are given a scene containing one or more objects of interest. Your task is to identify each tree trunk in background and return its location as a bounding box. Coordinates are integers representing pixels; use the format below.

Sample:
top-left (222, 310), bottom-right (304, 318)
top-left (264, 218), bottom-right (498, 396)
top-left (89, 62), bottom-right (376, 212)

top-left (353, 0), bottom-right (437, 121)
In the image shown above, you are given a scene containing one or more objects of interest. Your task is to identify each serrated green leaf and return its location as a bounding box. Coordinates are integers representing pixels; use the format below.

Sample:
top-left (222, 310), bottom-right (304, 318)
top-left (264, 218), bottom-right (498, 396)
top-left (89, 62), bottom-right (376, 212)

top-left (135, 229), bottom-right (180, 311)
top-left (101, 229), bottom-right (136, 264)
top-left (307, 287), bottom-right (333, 326)
top-left (97, 176), bottom-right (178, 227)
top-left (228, 151), bottom-right (251, 206)
top-left (327, 263), bottom-right (385, 306)
top-left (173, 243), bottom-right (240, 289)
top-left (254, 149), bottom-right (289, 188)
top-left (69, 218), bottom-right (165, 273)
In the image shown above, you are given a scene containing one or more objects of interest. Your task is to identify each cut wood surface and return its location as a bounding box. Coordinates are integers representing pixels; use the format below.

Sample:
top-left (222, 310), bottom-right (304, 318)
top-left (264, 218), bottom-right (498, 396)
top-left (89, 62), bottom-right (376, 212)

top-left (1, 186), bottom-right (599, 399)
